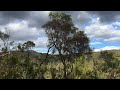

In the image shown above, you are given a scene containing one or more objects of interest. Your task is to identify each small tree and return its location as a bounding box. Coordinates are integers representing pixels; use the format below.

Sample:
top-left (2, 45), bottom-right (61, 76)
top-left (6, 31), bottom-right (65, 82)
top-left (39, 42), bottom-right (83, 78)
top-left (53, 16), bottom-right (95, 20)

top-left (17, 43), bottom-right (24, 52)
top-left (23, 41), bottom-right (35, 59)
top-left (0, 28), bottom-right (10, 58)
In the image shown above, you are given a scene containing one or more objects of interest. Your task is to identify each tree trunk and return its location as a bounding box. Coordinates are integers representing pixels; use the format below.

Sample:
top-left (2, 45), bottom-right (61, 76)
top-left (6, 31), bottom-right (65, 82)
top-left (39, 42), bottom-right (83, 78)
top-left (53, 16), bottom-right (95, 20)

top-left (40, 44), bottom-right (55, 66)
top-left (27, 51), bottom-right (30, 59)
top-left (59, 54), bottom-right (67, 79)
top-left (55, 45), bottom-right (68, 79)
top-left (63, 60), bottom-right (67, 79)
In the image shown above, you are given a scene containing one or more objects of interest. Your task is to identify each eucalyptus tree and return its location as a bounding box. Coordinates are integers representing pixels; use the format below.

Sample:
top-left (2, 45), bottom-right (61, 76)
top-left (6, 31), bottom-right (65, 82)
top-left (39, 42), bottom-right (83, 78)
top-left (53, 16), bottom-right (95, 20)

top-left (42, 12), bottom-right (91, 78)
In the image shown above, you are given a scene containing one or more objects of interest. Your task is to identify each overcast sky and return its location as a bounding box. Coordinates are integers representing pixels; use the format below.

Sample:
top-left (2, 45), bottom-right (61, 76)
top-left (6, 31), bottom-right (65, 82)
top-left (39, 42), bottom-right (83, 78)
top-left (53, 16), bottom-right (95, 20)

top-left (0, 11), bottom-right (120, 53)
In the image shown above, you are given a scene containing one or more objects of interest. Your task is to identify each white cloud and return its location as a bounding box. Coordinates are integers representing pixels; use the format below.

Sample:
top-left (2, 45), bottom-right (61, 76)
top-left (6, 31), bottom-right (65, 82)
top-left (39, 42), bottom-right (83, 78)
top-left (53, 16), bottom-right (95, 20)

top-left (104, 37), bottom-right (120, 42)
top-left (6, 20), bottom-right (46, 41)
top-left (84, 20), bottom-right (120, 42)
top-left (34, 37), bottom-right (48, 48)
top-left (94, 46), bottom-right (120, 52)
top-left (113, 21), bottom-right (120, 26)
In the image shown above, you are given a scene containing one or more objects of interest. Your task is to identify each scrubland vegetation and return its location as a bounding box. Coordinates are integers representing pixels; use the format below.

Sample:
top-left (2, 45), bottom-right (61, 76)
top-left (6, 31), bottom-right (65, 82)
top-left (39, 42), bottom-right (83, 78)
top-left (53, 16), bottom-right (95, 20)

top-left (0, 50), bottom-right (120, 79)
top-left (0, 12), bottom-right (120, 79)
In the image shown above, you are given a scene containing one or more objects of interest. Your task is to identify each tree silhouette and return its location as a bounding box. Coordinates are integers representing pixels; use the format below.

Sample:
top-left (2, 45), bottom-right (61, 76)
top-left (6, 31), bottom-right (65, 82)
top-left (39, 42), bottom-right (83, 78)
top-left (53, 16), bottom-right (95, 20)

top-left (17, 43), bottom-right (24, 52)
top-left (23, 41), bottom-right (35, 51)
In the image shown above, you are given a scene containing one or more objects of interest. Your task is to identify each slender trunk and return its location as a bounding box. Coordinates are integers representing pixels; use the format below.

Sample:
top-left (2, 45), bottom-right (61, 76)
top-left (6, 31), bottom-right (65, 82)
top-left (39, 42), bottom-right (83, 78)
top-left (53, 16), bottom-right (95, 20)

top-left (59, 51), bottom-right (67, 79)
top-left (27, 50), bottom-right (30, 59)
top-left (40, 49), bottom-right (49, 66)
top-left (40, 44), bottom-right (55, 66)
top-left (63, 60), bottom-right (67, 79)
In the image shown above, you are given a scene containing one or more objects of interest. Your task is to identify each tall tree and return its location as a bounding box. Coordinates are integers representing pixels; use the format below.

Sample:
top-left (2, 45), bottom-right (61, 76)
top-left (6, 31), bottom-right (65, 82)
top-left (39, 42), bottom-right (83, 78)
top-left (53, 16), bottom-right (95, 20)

top-left (42, 12), bottom-right (91, 78)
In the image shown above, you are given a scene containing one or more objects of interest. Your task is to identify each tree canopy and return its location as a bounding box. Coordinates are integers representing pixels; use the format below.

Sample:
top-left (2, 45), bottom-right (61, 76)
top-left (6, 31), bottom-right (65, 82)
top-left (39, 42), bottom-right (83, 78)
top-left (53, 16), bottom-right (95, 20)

top-left (42, 12), bottom-right (92, 59)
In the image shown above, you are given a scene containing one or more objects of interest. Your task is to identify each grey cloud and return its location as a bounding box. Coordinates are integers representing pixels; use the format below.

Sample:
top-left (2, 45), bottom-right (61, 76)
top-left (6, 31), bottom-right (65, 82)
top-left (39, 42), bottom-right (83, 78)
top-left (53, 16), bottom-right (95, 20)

top-left (1, 11), bottom-right (120, 28)
top-left (27, 11), bottom-right (50, 28)
top-left (56, 11), bottom-right (92, 26)
top-left (47, 11), bottom-right (120, 24)
top-left (0, 11), bottom-right (49, 29)
top-left (9, 28), bottom-right (46, 42)
top-left (0, 11), bottom-right (99, 29)
top-left (88, 11), bottom-right (120, 23)
top-left (0, 11), bottom-right (30, 19)
top-left (0, 11), bottom-right (30, 25)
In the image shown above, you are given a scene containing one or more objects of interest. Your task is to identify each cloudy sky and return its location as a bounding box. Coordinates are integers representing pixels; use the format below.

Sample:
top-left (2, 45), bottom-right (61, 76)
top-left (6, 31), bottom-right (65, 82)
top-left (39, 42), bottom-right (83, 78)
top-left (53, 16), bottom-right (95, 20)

top-left (0, 11), bottom-right (120, 53)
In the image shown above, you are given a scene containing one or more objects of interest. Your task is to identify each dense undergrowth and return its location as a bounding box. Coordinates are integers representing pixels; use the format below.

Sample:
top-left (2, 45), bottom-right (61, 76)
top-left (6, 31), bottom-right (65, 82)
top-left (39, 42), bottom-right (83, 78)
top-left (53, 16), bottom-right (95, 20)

top-left (0, 50), bottom-right (120, 79)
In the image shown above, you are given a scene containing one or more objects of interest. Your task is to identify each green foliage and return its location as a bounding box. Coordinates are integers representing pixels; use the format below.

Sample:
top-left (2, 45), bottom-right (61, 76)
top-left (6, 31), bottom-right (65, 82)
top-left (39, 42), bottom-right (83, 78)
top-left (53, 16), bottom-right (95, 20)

top-left (42, 12), bottom-right (92, 79)
top-left (0, 12), bottom-right (120, 79)
top-left (42, 12), bottom-right (91, 58)
top-left (0, 50), bottom-right (120, 79)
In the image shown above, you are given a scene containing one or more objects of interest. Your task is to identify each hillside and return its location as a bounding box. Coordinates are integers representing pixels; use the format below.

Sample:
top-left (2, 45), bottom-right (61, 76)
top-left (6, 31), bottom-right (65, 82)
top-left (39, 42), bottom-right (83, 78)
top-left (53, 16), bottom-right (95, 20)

top-left (92, 49), bottom-right (120, 61)
top-left (0, 49), bottom-right (120, 79)
top-left (31, 49), bottom-right (120, 61)
top-left (9, 49), bottom-right (120, 61)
